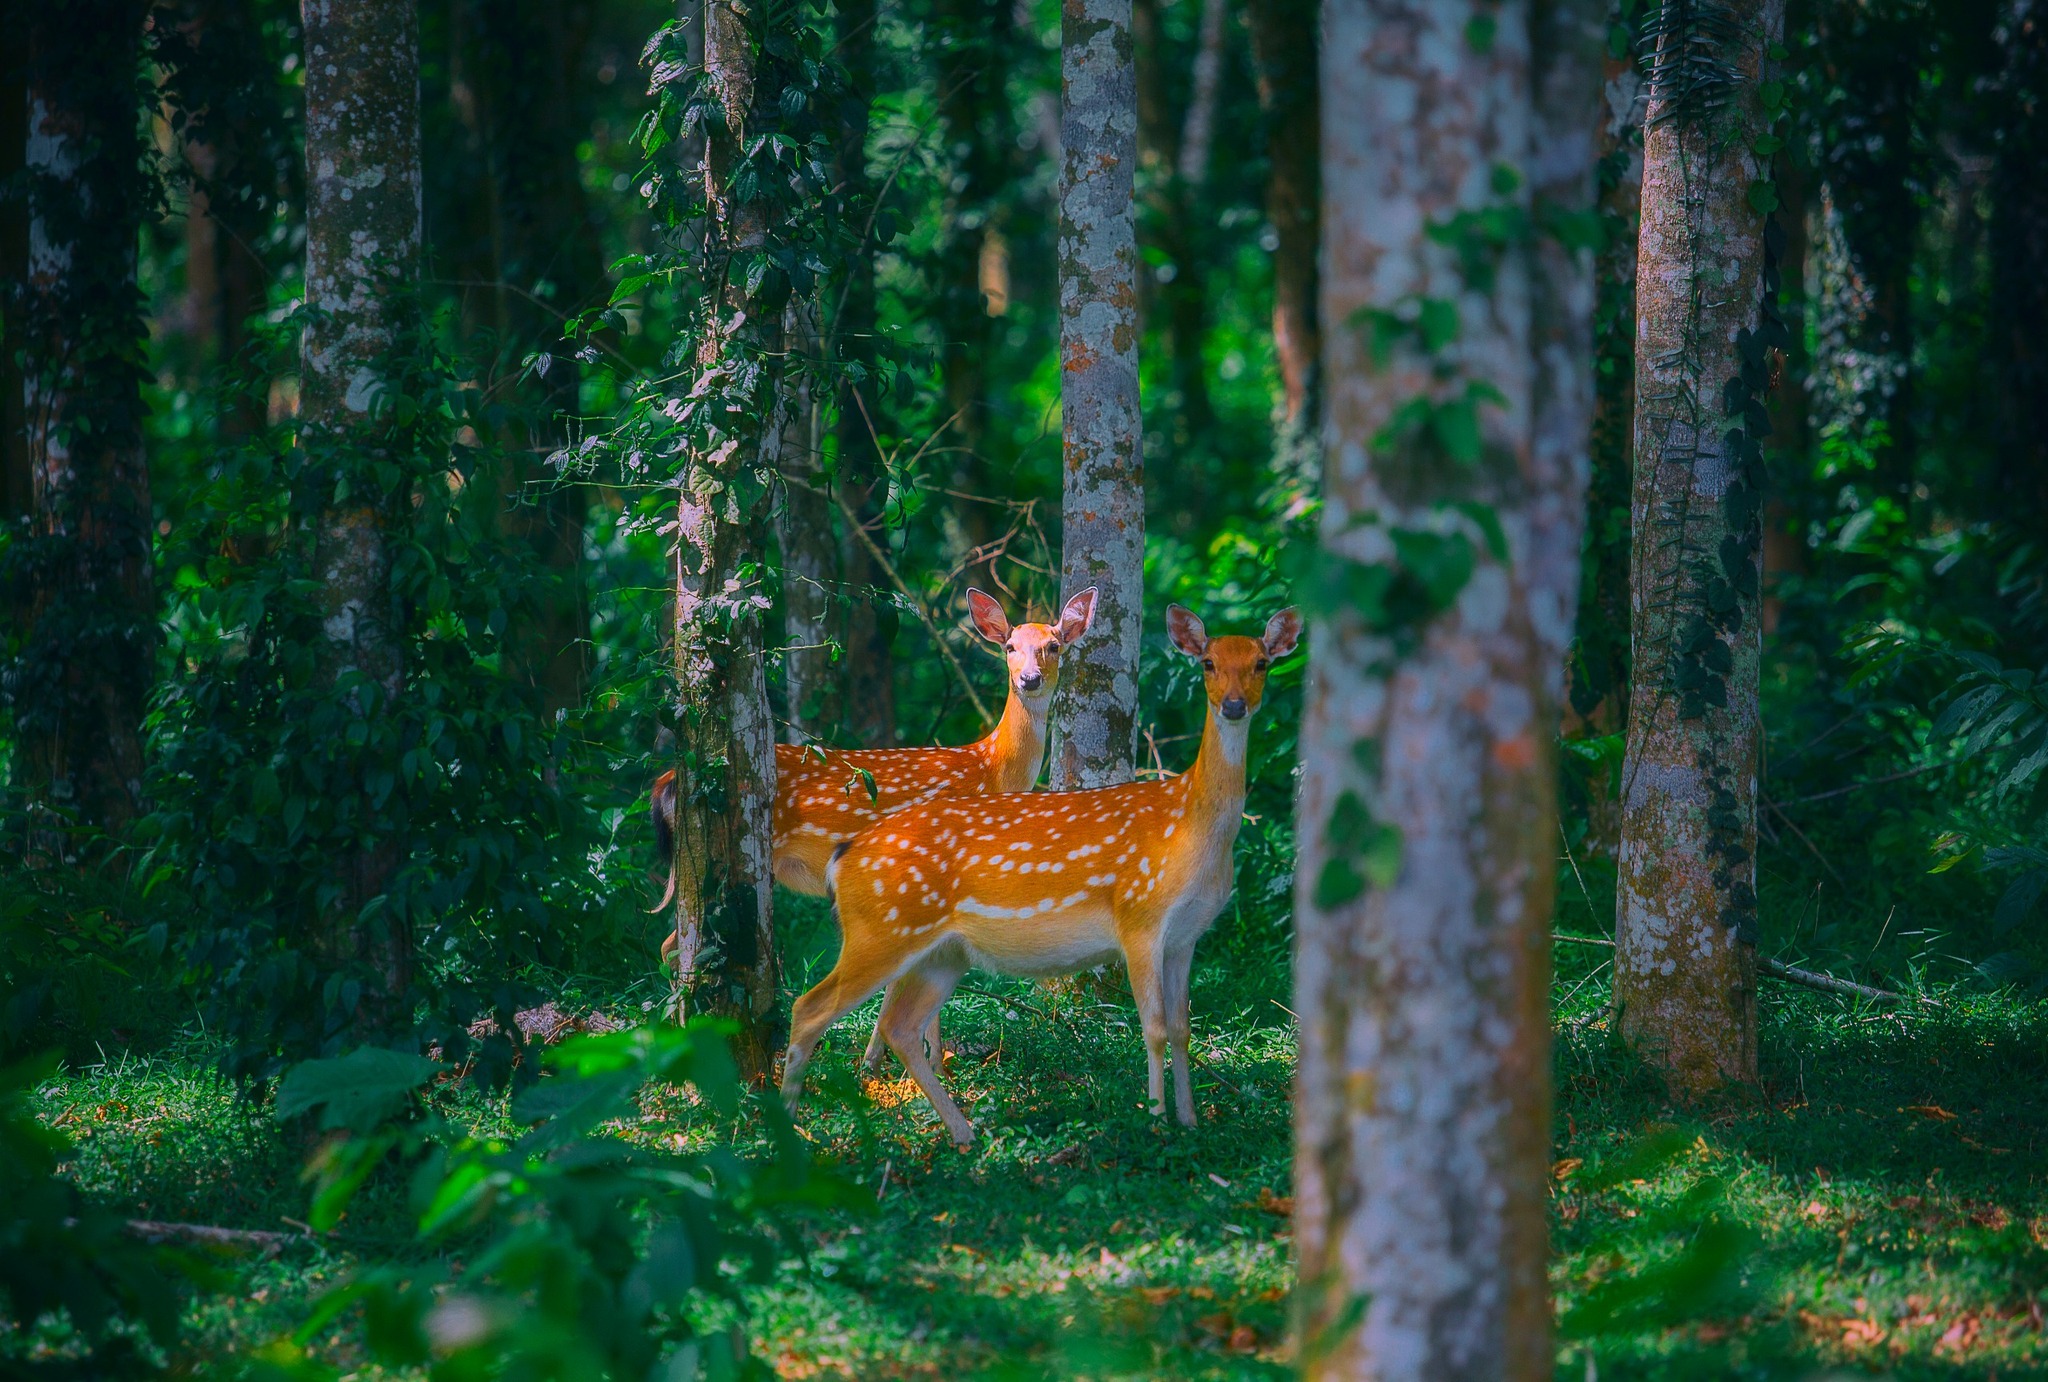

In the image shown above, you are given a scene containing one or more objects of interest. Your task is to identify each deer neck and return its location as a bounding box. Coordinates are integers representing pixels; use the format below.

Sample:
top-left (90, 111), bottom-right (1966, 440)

top-left (1180, 704), bottom-right (1252, 831)
top-left (982, 687), bottom-right (1050, 792)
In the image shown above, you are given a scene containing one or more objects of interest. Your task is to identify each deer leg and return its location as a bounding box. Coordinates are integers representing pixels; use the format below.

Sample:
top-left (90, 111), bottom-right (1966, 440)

top-left (878, 953), bottom-right (974, 1148)
top-left (1163, 945), bottom-right (1198, 1127)
top-left (1124, 944), bottom-right (1170, 1119)
top-left (782, 938), bottom-right (916, 1113)
top-left (860, 999), bottom-right (892, 1071)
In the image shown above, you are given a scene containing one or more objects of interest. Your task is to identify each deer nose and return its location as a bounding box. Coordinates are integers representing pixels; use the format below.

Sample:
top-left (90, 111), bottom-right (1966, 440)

top-left (1220, 695), bottom-right (1248, 721)
top-left (1018, 671), bottom-right (1044, 692)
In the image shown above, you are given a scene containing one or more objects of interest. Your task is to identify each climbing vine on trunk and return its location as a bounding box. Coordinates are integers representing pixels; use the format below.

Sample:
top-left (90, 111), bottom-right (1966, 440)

top-left (610, 0), bottom-right (862, 1074)
top-left (1616, 0), bottom-right (1789, 1095)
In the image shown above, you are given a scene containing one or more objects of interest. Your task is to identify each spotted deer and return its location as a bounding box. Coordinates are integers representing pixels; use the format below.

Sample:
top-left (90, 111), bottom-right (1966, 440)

top-left (653, 586), bottom-right (1098, 1003)
top-left (779, 604), bottom-right (1302, 1148)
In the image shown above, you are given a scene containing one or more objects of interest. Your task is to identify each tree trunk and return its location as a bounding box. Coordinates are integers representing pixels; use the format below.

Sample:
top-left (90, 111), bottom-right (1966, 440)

top-left (170, 0), bottom-right (280, 439)
top-left (832, 0), bottom-right (895, 748)
top-left (1292, 0), bottom-right (1598, 1373)
top-left (933, 0), bottom-right (1015, 565)
top-left (302, 0), bottom-right (423, 1034)
top-left (667, 0), bottom-right (783, 1079)
top-left (1244, 0), bottom-right (1320, 488)
top-left (1615, 0), bottom-right (1787, 1096)
top-left (14, 1), bottom-right (159, 835)
top-left (1991, 0), bottom-right (2048, 530)
top-left (1050, 0), bottom-right (1144, 792)
top-left (777, 302), bottom-right (839, 741)
top-left (1132, 0), bottom-right (1214, 461)
top-left (2, 48), bottom-right (29, 527)
top-left (441, 0), bottom-right (602, 717)
top-left (1564, 1), bottom-right (1644, 861)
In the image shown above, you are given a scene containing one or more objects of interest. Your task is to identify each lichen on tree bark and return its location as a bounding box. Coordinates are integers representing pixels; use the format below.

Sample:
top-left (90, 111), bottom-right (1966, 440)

top-left (299, 0), bottom-right (422, 1034)
top-left (662, 0), bottom-right (785, 1078)
top-left (1615, 0), bottom-right (1787, 1097)
top-left (1292, 0), bottom-right (1599, 1375)
top-left (14, 1), bottom-right (159, 836)
top-left (1051, 0), bottom-right (1144, 792)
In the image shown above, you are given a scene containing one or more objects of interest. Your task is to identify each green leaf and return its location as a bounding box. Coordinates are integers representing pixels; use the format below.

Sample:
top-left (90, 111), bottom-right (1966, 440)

top-left (1449, 500), bottom-right (1509, 563)
top-left (276, 1048), bottom-right (442, 1134)
top-left (1313, 857), bottom-right (1366, 910)
top-left (1746, 180), bottom-right (1780, 215)
top-left (1417, 298), bottom-right (1460, 353)
top-left (1757, 79), bottom-right (1786, 112)
top-left (1465, 14), bottom-right (1497, 53)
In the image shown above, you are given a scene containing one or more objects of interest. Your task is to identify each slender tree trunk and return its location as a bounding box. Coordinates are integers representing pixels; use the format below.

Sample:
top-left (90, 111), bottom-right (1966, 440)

top-left (2, 49), bottom-right (29, 527)
top-left (440, 0), bottom-right (602, 716)
top-left (302, 0), bottom-right (422, 1033)
top-left (14, 1), bottom-right (158, 835)
top-left (1615, 0), bottom-right (1787, 1095)
top-left (832, 0), bottom-right (895, 747)
top-left (1244, 0), bottom-right (1320, 483)
top-left (777, 302), bottom-right (839, 741)
top-left (172, 0), bottom-right (278, 439)
top-left (1050, 0), bottom-right (1144, 792)
top-left (1991, 0), bottom-right (2048, 530)
top-left (668, 0), bottom-right (782, 1078)
top-left (1132, 0), bottom-right (1214, 458)
top-left (934, 0), bottom-right (1015, 561)
top-left (1292, 0), bottom-right (1598, 1373)
top-left (1564, 1), bottom-right (1643, 863)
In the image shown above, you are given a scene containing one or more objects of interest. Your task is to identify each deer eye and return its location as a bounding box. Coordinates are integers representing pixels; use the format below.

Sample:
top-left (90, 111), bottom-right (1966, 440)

top-left (1255, 658), bottom-right (1269, 671)
top-left (1202, 658), bottom-right (1215, 672)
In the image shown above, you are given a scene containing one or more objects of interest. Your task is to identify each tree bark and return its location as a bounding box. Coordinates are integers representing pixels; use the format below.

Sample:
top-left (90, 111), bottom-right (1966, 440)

top-left (2, 47), bottom-right (30, 527)
top-left (1050, 0), bottom-right (1144, 792)
top-left (13, 1), bottom-right (159, 835)
top-left (1615, 0), bottom-right (1786, 1095)
top-left (667, 0), bottom-right (782, 1078)
top-left (1292, 0), bottom-right (1598, 1373)
top-left (302, 0), bottom-right (423, 1033)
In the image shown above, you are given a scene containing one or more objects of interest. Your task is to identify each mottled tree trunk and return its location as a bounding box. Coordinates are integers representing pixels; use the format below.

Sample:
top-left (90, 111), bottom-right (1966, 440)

top-left (668, 0), bottom-right (782, 1078)
top-left (1615, 0), bottom-right (1786, 1095)
top-left (14, 2), bottom-right (158, 835)
top-left (302, 0), bottom-right (423, 1032)
top-left (1244, 0), bottom-right (1320, 485)
top-left (832, 0), bottom-right (895, 748)
top-left (1293, 0), bottom-right (1598, 1374)
top-left (1050, 0), bottom-right (1144, 792)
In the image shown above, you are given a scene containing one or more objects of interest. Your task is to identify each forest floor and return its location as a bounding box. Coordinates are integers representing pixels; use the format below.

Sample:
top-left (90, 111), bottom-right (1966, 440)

top-left (33, 901), bottom-right (2048, 1380)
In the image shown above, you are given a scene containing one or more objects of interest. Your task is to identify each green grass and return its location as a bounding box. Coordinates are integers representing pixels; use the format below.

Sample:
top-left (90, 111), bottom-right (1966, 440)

top-left (26, 904), bottom-right (2048, 1379)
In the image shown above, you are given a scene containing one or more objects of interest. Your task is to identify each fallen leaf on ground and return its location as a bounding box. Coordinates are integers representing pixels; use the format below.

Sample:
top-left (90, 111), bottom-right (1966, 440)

top-left (1904, 1104), bottom-right (1958, 1121)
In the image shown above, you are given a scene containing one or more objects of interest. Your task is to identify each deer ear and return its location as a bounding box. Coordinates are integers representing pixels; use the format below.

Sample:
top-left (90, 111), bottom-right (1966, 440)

top-left (1166, 604), bottom-right (1209, 659)
top-left (1056, 587), bottom-right (1098, 645)
top-left (966, 588), bottom-right (1010, 643)
top-left (1263, 607), bottom-right (1303, 660)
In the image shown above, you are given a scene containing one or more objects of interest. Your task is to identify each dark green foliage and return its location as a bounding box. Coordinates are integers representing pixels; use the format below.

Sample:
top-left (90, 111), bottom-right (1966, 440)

top-left (260, 1021), bottom-right (847, 1380)
top-left (146, 310), bottom-right (580, 1084)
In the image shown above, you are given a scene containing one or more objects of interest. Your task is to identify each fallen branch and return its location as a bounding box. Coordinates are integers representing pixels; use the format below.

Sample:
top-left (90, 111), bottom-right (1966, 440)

top-left (124, 1221), bottom-right (294, 1254)
top-left (1554, 933), bottom-right (1926, 1006)
top-left (1761, 957), bottom-right (1922, 1006)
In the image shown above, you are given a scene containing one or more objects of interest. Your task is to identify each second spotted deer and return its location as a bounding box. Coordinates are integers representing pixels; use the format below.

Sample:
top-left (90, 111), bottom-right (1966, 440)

top-left (780, 604), bottom-right (1301, 1147)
